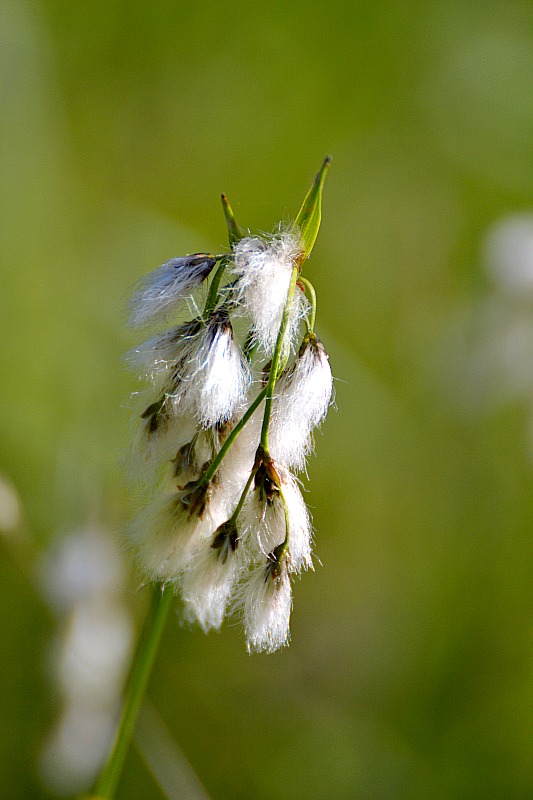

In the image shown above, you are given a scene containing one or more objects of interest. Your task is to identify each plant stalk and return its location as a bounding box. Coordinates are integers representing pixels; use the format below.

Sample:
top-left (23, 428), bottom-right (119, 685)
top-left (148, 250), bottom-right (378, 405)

top-left (200, 386), bottom-right (268, 486)
top-left (298, 276), bottom-right (317, 333)
top-left (93, 583), bottom-right (173, 799)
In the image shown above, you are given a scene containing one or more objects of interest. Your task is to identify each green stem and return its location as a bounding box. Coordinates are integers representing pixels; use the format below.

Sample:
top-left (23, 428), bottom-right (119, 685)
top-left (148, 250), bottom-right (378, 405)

top-left (204, 259), bottom-right (227, 316)
top-left (93, 584), bottom-right (173, 799)
top-left (278, 484), bottom-right (291, 554)
top-left (298, 276), bottom-right (317, 333)
top-left (230, 466), bottom-right (258, 523)
top-left (260, 266), bottom-right (299, 451)
top-left (200, 386), bottom-right (268, 486)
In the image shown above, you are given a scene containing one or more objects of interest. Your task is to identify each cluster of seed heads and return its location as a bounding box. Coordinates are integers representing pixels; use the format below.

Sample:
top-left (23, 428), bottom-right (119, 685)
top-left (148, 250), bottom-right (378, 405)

top-left (125, 199), bottom-right (333, 653)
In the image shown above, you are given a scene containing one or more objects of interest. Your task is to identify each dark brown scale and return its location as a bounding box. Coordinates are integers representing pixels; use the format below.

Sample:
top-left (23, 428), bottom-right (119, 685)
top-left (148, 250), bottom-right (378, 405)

top-left (183, 254), bottom-right (219, 273)
top-left (141, 398), bottom-right (164, 420)
top-left (147, 414), bottom-right (159, 433)
top-left (172, 440), bottom-right (199, 484)
top-left (210, 307), bottom-right (232, 334)
top-left (215, 417), bottom-right (235, 444)
top-left (180, 479), bottom-right (211, 519)
top-left (253, 446), bottom-right (281, 505)
top-left (264, 546), bottom-right (286, 586)
top-left (141, 397), bottom-right (169, 435)
top-left (211, 519), bottom-right (239, 564)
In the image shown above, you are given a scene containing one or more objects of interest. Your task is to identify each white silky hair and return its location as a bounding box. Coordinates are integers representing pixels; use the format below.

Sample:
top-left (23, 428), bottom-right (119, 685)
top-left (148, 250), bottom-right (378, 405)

top-left (180, 535), bottom-right (247, 632)
top-left (241, 560), bottom-right (292, 654)
top-left (126, 320), bottom-right (202, 392)
top-left (216, 400), bottom-right (263, 513)
top-left (231, 231), bottom-right (309, 356)
top-left (128, 255), bottom-right (216, 328)
top-left (127, 313), bottom-right (251, 429)
top-left (269, 336), bottom-right (333, 471)
top-left (125, 391), bottom-right (198, 484)
top-left (196, 314), bottom-right (251, 428)
top-left (127, 488), bottom-right (225, 583)
top-left (241, 464), bottom-right (313, 573)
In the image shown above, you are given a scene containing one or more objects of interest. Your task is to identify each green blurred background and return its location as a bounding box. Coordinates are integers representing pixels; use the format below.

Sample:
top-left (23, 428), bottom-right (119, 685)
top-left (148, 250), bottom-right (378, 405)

top-left (2, 0), bottom-right (533, 797)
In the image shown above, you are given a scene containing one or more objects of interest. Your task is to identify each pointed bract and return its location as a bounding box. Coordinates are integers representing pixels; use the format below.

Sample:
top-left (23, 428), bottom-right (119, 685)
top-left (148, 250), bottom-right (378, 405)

top-left (221, 194), bottom-right (246, 245)
top-left (294, 156), bottom-right (331, 261)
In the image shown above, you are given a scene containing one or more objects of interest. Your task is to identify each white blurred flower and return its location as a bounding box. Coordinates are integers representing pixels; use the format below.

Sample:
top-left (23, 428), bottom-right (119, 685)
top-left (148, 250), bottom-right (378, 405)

top-left (40, 526), bottom-right (125, 613)
top-left (440, 212), bottom-right (533, 461)
top-left (59, 597), bottom-right (133, 705)
top-left (40, 704), bottom-right (117, 795)
top-left (484, 213), bottom-right (533, 297)
top-left (0, 474), bottom-right (22, 535)
top-left (39, 525), bottom-right (134, 795)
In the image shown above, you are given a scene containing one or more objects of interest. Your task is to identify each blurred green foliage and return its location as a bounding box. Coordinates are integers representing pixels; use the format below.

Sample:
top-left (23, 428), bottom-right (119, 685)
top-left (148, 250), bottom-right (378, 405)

top-left (2, 0), bottom-right (533, 797)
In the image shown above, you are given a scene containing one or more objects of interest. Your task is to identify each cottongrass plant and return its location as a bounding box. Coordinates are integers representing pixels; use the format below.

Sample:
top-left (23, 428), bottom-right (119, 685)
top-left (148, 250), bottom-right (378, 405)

top-left (93, 159), bottom-right (333, 798)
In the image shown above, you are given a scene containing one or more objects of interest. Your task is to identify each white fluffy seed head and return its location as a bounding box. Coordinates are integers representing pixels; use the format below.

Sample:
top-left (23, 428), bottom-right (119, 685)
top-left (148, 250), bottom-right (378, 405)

top-left (181, 522), bottom-right (248, 631)
top-left (127, 311), bottom-right (251, 429)
top-left (269, 335), bottom-right (333, 471)
top-left (195, 311), bottom-right (251, 428)
top-left (242, 559), bottom-right (292, 654)
top-left (242, 464), bottom-right (313, 573)
top-left (125, 394), bottom-right (199, 483)
top-left (231, 231), bottom-right (308, 356)
top-left (128, 254), bottom-right (218, 328)
top-left (124, 220), bottom-right (329, 652)
top-left (127, 486), bottom-right (225, 583)
top-left (241, 485), bottom-right (286, 559)
top-left (126, 319), bottom-right (202, 390)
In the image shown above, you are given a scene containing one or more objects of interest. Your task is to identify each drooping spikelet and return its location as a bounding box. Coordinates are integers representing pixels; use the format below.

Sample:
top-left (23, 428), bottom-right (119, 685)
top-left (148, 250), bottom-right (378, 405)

top-left (127, 309), bottom-right (251, 428)
top-left (128, 254), bottom-right (219, 328)
top-left (269, 333), bottom-right (334, 471)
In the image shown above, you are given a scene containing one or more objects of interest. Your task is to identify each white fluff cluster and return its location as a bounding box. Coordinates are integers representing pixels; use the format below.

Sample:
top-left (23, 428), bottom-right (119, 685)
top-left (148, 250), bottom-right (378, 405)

top-left (269, 334), bottom-right (334, 471)
top-left (181, 520), bottom-right (246, 631)
top-left (125, 223), bottom-right (332, 653)
top-left (241, 465), bottom-right (313, 572)
top-left (128, 485), bottom-right (225, 582)
top-left (242, 559), bottom-right (292, 654)
top-left (128, 309), bottom-right (251, 431)
top-left (231, 230), bottom-right (308, 356)
top-left (128, 254), bottom-right (218, 328)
